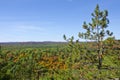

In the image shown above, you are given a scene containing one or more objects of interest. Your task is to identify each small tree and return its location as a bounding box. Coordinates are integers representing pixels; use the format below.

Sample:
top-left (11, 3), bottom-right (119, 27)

top-left (79, 4), bottom-right (113, 69)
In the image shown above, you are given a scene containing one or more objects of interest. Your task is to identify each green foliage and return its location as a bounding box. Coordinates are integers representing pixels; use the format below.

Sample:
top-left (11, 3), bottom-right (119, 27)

top-left (0, 41), bottom-right (120, 80)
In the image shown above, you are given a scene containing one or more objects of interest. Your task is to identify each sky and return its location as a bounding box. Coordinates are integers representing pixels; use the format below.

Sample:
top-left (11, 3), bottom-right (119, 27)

top-left (0, 0), bottom-right (120, 42)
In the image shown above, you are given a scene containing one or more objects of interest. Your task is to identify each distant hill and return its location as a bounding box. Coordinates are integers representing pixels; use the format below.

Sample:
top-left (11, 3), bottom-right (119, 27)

top-left (0, 41), bottom-right (66, 45)
top-left (0, 40), bottom-right (119, 49)
top-left (0, 41), bottom-right (67, 49)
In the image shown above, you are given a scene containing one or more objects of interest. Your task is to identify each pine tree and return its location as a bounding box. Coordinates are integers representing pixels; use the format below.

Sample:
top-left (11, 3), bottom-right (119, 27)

top-left (79, 4), bottom-right (113, 69)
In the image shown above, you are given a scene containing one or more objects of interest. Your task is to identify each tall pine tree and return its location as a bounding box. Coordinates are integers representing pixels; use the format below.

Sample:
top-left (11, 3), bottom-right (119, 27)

top-left (79, 4), bottom-right (113, 69)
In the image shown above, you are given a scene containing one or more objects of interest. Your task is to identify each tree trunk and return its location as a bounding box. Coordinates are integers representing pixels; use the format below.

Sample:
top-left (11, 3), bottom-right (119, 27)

top-left (98, 54), bottom-right (102, 69)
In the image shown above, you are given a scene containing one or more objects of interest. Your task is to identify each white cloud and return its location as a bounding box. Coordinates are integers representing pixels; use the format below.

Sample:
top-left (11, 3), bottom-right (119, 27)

top-left (0, 25), bottom-right (46, 42)
top-left (0, 21), bottom-right (58, 42)
top-left (1, 24), bottom-right (45, 38)
top-left (16, 25), bottom-right (44, 32)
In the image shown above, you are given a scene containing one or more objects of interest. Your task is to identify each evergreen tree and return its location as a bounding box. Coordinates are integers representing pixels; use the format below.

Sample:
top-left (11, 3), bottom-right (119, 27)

top-left (79, 4), bottom-right (113, 69)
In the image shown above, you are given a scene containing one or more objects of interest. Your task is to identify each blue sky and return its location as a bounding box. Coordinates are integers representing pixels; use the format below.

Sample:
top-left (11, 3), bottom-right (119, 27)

top-left (0, 0), bottom-right (120, 42)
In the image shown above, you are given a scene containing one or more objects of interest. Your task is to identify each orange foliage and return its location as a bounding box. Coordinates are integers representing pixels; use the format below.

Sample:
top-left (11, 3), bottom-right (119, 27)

top-left (38, 56), bottom-right (67, 70)
top-left (13, 53), bottom-right (27, 63)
